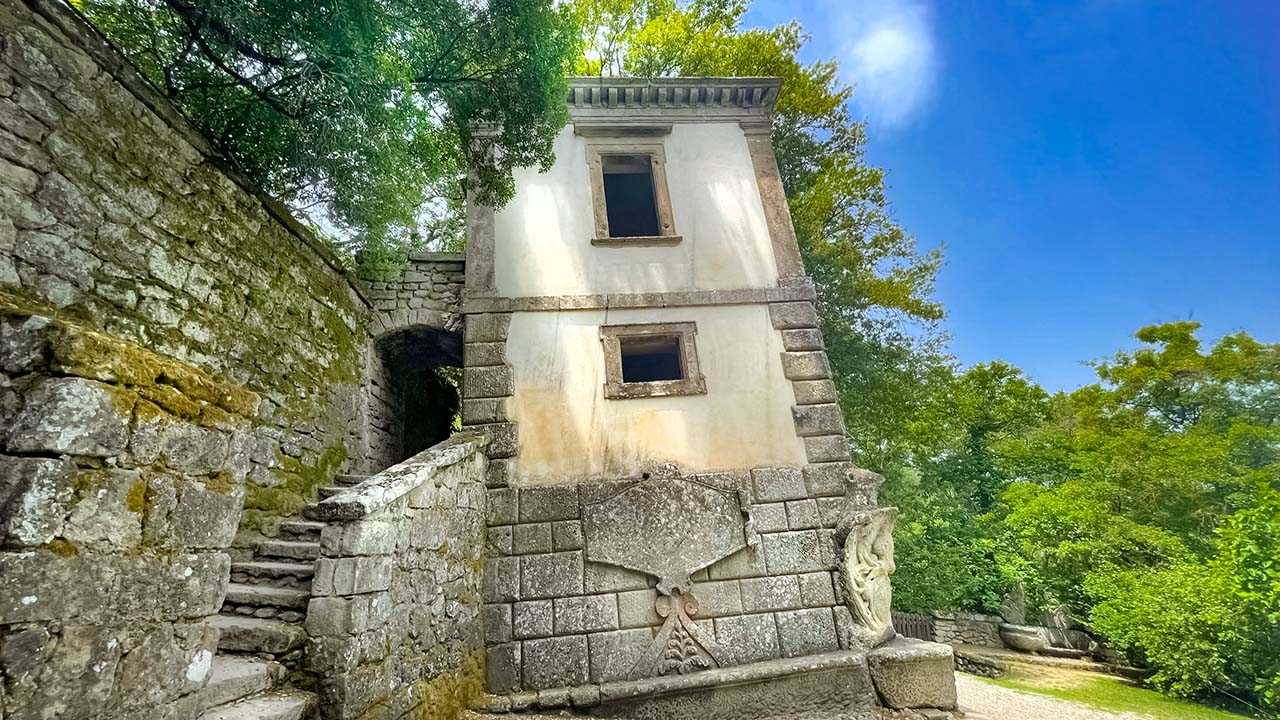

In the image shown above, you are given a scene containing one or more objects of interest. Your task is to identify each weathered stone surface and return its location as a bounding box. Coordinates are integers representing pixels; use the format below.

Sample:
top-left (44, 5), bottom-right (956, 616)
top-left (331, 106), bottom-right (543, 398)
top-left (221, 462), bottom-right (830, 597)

top-left (518, 484), bottom-right (578, 523)
top-left (588, 627), bottom-right (654, 683)
top-left (513, 522), bottom-right (553, 555)
top-left (0, 454), bottom-right (74, 545)
top-left (740, 575), bottom-right (802, 613)
top-left (522, 635), bottom-right (589, 690)
top-left (750, 502), bottom-right (789, 533)
top-left (551, 520), bottom-right (583, 551)
top-left (521, 551), bottom-right (584, 599)
top-left (0, 314), bottom-right (52, 372)
top-left (791, 378), bottom-right (839, 406)
top-left (463, 365), bottom-right (513, 399)
top-left (791, 403), bottom-right (845, 437)
top-left (1000, 583), bottom-right (1027, 625)
top-left (798, 571), bottom-right (837, 608)
top-left (617, 588), bottom-right (660, 628)
top-left (776, 608), bottom-right (839, 657)
top-left (486, 642), bottom-right (522, 694)
top-left (761, 530), bottom-right (824, 575)
top-left (804, 435), bottom-right (851, 463)
top-left (781, 328), bottom-right (824, 351)
top-left (554, 593), bottom-right (620, 634)
top-left (594, 649), bottom-right (879, 720)
top-left (751, 466), bottom-right (806, 503)
top-left (713, 613), bottom-right (780, 665)
top-left (780, 351), bottom-right (831, 381)
top-left (464, 313), bottom-right (511, 343)
top-left (6, 376), bottom-right (132, 456)
top-left (804, 461), bottom-right (850, 498)
top-left (514, 599), bottom-right (554, 639)
top-left (768, 301), bottom-right (819, 329)
top-left (581, 475), bottom-right (748, 592)
top-left (867, 637), bottom-right (958, 710)
top-left (464, 341), bottom-right (507, 367)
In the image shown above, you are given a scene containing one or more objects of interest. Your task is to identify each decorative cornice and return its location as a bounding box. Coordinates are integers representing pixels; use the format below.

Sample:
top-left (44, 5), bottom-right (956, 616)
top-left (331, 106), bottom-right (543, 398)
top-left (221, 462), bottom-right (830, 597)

top-left (567, 77), bottom-right (781, 124)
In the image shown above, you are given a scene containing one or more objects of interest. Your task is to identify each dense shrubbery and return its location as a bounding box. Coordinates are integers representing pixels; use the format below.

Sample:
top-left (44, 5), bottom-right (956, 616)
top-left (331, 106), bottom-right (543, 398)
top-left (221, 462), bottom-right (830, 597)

top-left (884, 323), bottom-right (1280, 714)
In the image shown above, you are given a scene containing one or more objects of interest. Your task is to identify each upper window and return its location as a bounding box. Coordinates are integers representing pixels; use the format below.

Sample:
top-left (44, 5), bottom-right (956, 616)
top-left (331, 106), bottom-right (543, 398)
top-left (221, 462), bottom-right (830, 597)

top-left (602, 154), bottom-right (660, 238)
top-left (601, 322), bottom-right (706, 399)
top-left (585, 138), bottom-right (679, 246)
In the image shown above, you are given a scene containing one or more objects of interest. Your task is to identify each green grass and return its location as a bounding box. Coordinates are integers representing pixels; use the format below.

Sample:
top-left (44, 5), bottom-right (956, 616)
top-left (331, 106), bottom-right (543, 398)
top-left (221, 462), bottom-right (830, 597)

top-left (976, 666), bottom-right (1254, 720)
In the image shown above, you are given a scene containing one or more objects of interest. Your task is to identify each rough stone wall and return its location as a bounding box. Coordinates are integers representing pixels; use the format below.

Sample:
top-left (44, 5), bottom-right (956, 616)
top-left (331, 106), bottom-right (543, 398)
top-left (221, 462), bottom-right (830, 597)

top-left (0, 299), bottom-right (257, 720)
top-left (364, 252), bottom-right (465, 337)
top-left (0, 0), bottom-right (377, 550)
top-left (930, 612), bottom-right (1004, 648)
top-left (480, 466), bottom-right (881, 696)
top-left (304, 435), bottom-right (488, 720)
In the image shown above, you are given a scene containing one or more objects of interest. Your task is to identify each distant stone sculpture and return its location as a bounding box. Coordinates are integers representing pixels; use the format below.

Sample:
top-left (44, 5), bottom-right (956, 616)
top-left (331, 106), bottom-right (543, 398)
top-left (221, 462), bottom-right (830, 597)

top-left (836, 507), bottom-right (898, 646)
top-left (999, 582), bottom-right (1026, 625)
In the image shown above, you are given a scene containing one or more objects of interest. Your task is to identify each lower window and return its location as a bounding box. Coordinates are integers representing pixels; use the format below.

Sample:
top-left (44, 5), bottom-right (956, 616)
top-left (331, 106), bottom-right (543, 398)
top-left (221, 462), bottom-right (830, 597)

top-left (600, 322), bottom-right (706, 399)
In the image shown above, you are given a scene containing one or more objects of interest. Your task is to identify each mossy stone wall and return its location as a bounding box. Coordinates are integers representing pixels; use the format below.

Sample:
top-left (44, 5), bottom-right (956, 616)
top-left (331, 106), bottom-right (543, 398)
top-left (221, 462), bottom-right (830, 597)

top-left (0, 0), bottom-right (386, 550)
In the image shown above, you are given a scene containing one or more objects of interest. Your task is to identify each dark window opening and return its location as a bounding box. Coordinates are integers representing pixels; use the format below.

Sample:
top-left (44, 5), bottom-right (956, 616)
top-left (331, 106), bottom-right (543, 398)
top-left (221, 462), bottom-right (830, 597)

top-left (373, 327), bottom-right (461, 468)
top-left (620, 334), bottom-right (683, 383)
top-left (602, 154), bottom-right (660, 238)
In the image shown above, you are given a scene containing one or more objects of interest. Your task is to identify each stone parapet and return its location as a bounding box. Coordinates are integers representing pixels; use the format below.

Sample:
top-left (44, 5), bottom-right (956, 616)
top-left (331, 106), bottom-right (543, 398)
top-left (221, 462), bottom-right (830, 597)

top-left (304, 434), bottom-right (490, 719)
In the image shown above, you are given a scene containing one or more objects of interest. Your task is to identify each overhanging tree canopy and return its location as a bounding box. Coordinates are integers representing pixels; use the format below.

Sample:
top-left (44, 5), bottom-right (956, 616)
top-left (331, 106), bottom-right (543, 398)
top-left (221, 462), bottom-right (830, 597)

top-left (81, 0), bottom-right (579, 271)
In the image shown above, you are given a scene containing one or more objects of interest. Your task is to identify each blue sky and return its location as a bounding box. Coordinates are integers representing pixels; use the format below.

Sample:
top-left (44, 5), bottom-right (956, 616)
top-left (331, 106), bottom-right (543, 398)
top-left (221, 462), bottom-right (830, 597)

top-left (744, 0), bottom-right (1280, 391)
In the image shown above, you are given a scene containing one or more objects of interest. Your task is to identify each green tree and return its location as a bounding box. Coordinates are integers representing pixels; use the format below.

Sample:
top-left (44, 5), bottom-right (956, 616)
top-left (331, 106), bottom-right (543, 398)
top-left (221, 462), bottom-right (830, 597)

top-left (885, 362), bottom-right (1051, 612)
top-left (81, 0), bottom-right (579, 272)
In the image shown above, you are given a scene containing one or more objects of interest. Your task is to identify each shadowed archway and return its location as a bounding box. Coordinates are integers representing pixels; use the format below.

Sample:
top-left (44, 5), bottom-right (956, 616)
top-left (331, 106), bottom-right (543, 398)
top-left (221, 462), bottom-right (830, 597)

top-left (369, 325), bottom-right (462, 468)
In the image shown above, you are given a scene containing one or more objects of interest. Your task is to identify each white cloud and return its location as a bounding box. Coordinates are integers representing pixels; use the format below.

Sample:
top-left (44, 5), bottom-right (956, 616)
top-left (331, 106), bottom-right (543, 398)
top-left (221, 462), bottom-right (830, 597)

top-left (822, 0), bottom-right (938, 128)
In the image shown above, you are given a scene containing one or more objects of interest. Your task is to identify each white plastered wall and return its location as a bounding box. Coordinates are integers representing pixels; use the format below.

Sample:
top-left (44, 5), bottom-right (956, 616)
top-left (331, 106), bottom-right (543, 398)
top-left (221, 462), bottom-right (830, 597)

top-left (493, 123), bottom-right (780, 297)
top-left (506, 305), bottom-right (807, 483)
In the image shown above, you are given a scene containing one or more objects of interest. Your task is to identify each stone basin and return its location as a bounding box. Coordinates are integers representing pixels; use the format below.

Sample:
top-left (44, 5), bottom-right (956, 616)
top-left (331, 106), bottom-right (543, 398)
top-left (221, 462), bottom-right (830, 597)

top-left (998, 623), bottom-right (1049, 654)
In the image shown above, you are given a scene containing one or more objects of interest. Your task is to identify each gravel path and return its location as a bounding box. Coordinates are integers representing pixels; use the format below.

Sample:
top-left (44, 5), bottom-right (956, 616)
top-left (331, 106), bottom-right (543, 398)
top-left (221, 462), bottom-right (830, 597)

top-left (957, 673), bottom-right (1152, 720)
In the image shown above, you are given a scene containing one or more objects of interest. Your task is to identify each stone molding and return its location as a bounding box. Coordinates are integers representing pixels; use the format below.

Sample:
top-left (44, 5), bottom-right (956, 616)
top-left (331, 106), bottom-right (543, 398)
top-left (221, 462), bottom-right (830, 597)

top-left (566, 77), bottom-right (780, 125)
top-left (461, 282), bottom-right (816, 314)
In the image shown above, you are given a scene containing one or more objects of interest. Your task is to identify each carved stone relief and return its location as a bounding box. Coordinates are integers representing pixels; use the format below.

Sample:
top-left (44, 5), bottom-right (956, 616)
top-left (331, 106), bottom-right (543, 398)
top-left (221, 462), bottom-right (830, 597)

top-left (580, 465), bottom-right (752, 678)
top-left (834, 506), bottom-right (897, 649)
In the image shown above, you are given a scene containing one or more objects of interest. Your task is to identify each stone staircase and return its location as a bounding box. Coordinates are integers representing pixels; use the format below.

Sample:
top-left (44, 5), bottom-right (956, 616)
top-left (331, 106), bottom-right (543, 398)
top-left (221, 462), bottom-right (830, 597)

top-left (197, 473), bottom-right (370, 719)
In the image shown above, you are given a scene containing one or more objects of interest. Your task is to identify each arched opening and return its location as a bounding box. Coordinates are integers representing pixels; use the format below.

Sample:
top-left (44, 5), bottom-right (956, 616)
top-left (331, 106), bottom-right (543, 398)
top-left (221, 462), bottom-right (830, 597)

top-left (369, 325), bottom-right (462, 469)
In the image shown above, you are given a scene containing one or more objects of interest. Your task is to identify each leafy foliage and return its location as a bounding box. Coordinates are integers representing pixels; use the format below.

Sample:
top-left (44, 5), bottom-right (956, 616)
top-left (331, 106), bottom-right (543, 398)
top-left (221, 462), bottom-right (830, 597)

top-left (81, 0), bottom-right (578, 271)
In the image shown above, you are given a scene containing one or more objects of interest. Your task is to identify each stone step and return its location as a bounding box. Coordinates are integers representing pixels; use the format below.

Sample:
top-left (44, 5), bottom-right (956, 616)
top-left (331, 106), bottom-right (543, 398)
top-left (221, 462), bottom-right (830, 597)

top-left (224, 583), bottom-right (310, 610)
top-left (278, 520), bottom-right (325, 542)
top-left (334, 473), bottom-right (369, 487)
top-left (210, 616), bottom-right (306, 655)
top-left (316, 485), bottom-right (346, 500)
top-left (230, 561), bottom-right (314, 590)
top-left (256, 540), bottom-right (320, 561)
top-left (200, 656), bottom-right (285, 710)
top-left (199, 689), bottom-right (316, 720)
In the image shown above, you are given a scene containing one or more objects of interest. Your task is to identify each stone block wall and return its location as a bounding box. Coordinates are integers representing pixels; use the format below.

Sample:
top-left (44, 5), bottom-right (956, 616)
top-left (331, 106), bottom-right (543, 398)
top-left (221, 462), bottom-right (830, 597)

top-left (930, 612), bottom-right (1004, 648)
top-left (0, 0), bottom-right (386, 550)
top-left (480, 465), bottom-right (883, 698)
top-left (0, 299), bottom-right (257, 720)
top-left (364, 252), bottom-right (465, 337)
top-left (304, 434), bottom-right (489, 720)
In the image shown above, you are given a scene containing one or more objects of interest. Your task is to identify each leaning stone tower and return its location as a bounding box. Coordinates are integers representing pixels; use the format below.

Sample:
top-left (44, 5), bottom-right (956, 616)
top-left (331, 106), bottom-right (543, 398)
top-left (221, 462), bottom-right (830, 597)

top-left (460, 77), bottom-right (956, 717)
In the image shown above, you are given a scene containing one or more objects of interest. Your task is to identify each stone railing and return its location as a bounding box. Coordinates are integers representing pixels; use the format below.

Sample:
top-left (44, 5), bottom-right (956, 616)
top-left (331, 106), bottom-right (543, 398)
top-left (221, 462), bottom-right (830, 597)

top-left (303, 433), bottom-right (489, 720)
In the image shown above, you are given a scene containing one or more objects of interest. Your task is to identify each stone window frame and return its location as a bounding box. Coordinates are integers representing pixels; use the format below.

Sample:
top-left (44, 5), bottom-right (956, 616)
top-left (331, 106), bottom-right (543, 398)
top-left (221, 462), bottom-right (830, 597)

top-left (585, 137), bottom-right (680, 247)
top-left (600, 322), bottom-right (706, 399)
